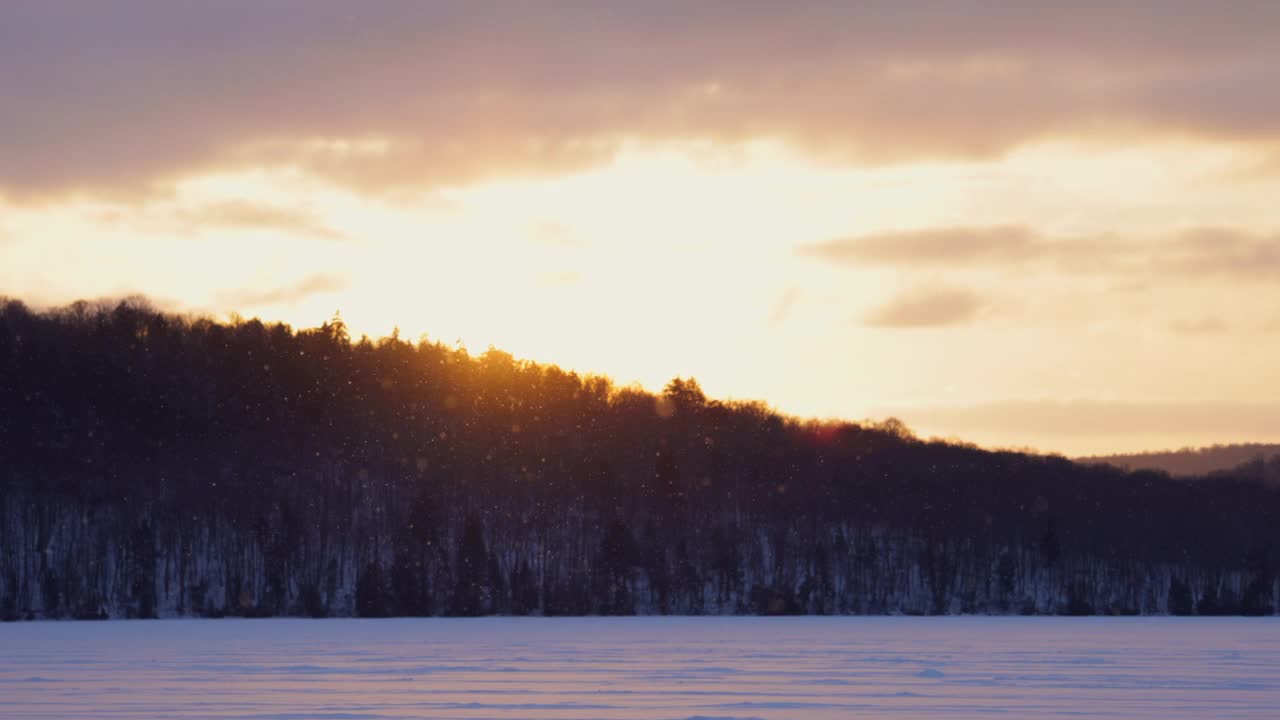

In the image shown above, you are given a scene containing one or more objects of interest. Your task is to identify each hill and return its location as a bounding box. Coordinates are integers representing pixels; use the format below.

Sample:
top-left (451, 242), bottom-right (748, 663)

top-left (1, 296), bottom-right (1277, 619)
top-left (1079, 444), bottom-right (1280, 478)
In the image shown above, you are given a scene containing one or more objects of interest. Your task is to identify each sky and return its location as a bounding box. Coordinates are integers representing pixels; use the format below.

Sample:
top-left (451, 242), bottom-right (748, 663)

top-left (3, 1), bottom-right (1280, 455)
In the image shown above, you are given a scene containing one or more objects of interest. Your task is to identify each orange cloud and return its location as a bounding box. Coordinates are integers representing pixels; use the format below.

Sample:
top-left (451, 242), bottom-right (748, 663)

top-left (799, 226), bottom-right (1040, 266)
top-left (174, 201), bottom-right (343, 239)
top-left (215, 273), bottom-right (347, 308)
top-left (1168, 316), bottom-right (1231, 335)
top-left (801, 225), bottom-right (1280, 281)
top-left (864, 286), bottom-right (985, 328)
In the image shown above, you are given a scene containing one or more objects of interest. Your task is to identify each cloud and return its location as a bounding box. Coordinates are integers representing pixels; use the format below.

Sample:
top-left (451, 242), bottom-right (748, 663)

top-left (1218, 146), bottom-right (1280, 182)
top-left (864, 286), bottom-right (984, 328)
top-left (798, 225), bottom-right (1040, 266)
top-left (530, 220), bottom-right (587, 248)
top-left (799, 225), bottom-right (1133, 274)
top-left (1168, 315), bottom-right (1230, 335)
top-left (5, 2), bottom-right (1280, 198)
top-left (884, 399), bottom-right (1280, 437)
top-left (1167, 228), bottom-right (1280, 279)
top-left (536, 270), bottom-right (582, 287)
top-left (801, 224), bottom-right (1280, 281)
top-left (768, 286), bottom-right (802, 325)
top-left (176, 201), bottom-right (343, 239)
top-left (216, 273), bottom-right (346, 308)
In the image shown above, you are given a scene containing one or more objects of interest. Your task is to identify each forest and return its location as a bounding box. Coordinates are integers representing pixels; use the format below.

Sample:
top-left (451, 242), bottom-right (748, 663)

top-left (2, 296), bottom-right (1278, 619)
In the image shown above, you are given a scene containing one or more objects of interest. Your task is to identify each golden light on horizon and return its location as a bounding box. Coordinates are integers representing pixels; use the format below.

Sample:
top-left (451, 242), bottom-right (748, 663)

top-left (4, 3), bottom-right (1280, 456)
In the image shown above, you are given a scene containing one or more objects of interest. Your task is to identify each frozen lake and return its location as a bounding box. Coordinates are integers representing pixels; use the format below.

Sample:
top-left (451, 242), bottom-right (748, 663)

top-left (2, 617), bottom-right (1278, 719)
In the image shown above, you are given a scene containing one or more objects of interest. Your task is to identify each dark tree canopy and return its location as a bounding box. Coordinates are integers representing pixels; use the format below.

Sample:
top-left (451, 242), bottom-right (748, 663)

top-left (1, 296), bottom-right (1277, 619)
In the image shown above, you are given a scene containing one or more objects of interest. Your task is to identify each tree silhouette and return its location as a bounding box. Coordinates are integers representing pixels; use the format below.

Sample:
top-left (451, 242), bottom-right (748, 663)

top-left (0, 295), bottom-right (1277, 618)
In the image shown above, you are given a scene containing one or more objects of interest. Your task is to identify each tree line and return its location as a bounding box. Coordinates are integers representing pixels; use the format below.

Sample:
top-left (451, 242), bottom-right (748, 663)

top-left (1, 296), bottom-right (1277, 619)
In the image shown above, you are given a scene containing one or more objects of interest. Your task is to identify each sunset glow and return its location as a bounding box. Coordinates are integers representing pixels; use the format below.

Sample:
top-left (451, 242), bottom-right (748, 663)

top-left (4, 2), bottom-right (1280, 455)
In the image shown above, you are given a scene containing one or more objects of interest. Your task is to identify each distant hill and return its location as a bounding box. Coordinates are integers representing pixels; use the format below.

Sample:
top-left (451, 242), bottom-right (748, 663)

top-left (1079, 444), bottom-right (1280, 478)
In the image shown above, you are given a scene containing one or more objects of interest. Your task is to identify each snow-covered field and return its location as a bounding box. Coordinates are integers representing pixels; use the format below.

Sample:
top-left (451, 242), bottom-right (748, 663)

top-left (2, 617), bottom-right (1278, 719)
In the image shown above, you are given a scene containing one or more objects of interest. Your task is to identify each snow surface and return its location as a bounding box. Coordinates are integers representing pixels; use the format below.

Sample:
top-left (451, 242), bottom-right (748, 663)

top-left (2, 617), bottom-right (1278, 719)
